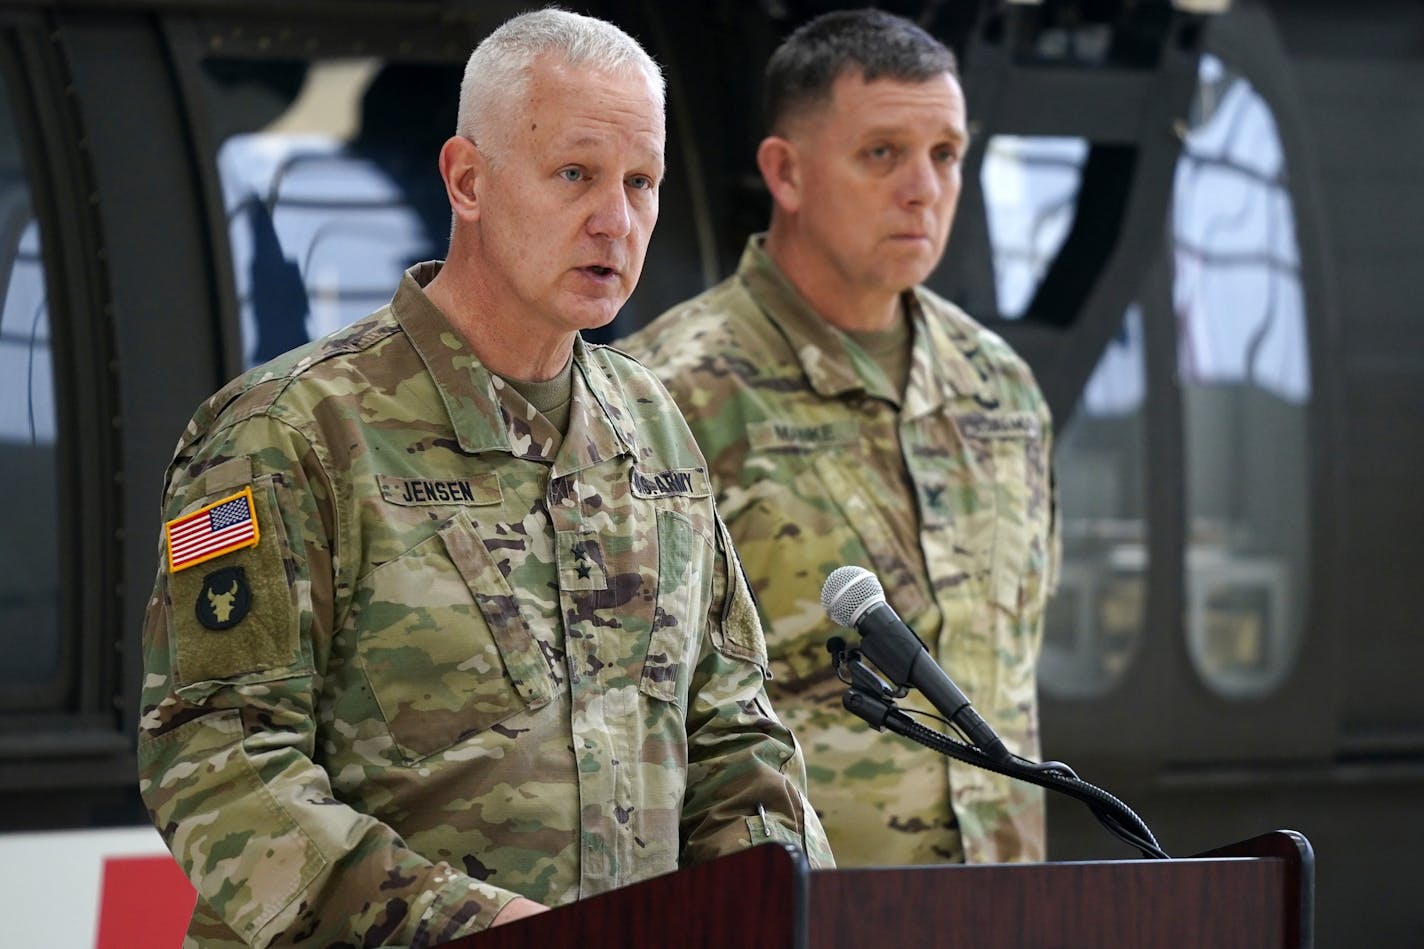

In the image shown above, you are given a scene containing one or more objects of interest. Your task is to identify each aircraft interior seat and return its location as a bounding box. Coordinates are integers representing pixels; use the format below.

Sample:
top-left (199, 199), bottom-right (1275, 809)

top-left (219, 134), bottom-right (445, 366)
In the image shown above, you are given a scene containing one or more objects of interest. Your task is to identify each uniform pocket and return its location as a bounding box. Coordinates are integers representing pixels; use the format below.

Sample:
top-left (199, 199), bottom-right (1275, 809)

top-left (139, 710), bottom-right (326, 942)
top-left (731, 443), bottom-right (930, 683)
top-left (987, 437), bottom-right (1033, 614)
top-left (356, 510), bottom-right (552, 763)
top-left (945, 407), bottom-right (1053, 619)
top-left (745, 803), bottom-right (805, 850)
top-left (167, 473), bottom-right (303, 686)
top-left (640, 508), bottom-right (712, 707)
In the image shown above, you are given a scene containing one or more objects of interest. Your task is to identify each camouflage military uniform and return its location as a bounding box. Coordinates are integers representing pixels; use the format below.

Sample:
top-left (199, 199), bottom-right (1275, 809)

top-left (619, 238), bottom-right (1058, 866)
top-left (138, 262), bottom-right (831, 948)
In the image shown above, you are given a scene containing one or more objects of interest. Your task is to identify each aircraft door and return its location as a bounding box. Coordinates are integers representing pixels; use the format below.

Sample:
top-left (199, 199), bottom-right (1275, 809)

top-left (931, 1), bottom-right (1341, 801)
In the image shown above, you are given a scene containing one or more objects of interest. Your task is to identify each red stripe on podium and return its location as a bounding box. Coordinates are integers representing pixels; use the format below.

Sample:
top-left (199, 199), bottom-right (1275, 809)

top-left (95, 854), bottom-right (195, 948)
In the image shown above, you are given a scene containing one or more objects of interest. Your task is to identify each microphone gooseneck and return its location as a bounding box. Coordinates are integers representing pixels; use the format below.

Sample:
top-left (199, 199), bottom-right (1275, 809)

top-left (821, 564), bottom-right (1169, 859)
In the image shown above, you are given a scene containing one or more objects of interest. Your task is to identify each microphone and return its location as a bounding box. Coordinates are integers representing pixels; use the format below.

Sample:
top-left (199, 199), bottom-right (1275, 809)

top-left (821, 566), bottom-right (1011, 763)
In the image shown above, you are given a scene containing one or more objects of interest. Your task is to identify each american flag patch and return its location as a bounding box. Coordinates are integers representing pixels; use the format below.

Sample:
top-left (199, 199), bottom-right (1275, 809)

top-left (165, 487), bottom-right (261, 573)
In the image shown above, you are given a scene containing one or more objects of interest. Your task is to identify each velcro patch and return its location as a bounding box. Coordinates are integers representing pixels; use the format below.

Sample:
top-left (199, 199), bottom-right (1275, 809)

top-left (748, 419), bottom-right (858, 452)
top-left (168, 478), bottom-right (298, 685)
top-left (195, 566), bottom-right (252, 630)
top-left (165, 487), bottom-right (260, 573)
top-left (377, 473), bottom-right (502, 506)
top-left (629, 466), bottom-right (710, 499)
top-left (957, 411), bottom-right (1041, 440)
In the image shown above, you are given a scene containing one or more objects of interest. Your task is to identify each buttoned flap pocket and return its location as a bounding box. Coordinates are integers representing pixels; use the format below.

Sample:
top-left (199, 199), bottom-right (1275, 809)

top-left (730, 440), bottom-right (931, 684)
top-left (357, 510), bottom-right (552, 763)
top-left (809, 453), bottom-right (933, 613)
top-left (640, 509), bottom-right (714, 706)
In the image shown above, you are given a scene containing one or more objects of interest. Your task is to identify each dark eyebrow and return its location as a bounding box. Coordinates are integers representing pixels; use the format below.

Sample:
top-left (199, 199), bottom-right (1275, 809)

top-left (859, 123), bottom-right (967, 144)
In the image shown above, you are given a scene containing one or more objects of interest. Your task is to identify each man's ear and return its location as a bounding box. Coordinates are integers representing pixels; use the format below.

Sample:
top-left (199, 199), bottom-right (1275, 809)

top-left (756, 135), bottom-right (802, 215)
top-left (439, 136), bottom-right (483, 223)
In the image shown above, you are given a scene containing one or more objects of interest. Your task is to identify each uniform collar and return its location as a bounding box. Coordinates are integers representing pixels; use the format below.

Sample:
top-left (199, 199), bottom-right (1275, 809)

top-left (392, 262), bottom-right (633, 467)
top-left (735, 237), bottom-right (989, 417)
top-left (736, 237), bottom-right (864, 399)
top-left (902, 291), bottom-right (992, 418)
top-left (557, 351), bottom-right (638, 477)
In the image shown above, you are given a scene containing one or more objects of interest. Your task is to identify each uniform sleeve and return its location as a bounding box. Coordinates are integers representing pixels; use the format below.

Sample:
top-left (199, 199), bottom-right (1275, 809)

top-left (678, 516), bottom-right (835, 870)
top-left (1043, 410), bottom-right (1063, 601)
top-left (137, 412), bottom-right (518, 947)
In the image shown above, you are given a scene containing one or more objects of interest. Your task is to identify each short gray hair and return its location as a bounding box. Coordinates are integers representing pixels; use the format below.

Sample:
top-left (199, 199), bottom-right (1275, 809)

top-left (458, 8), bottom-right (665, 158)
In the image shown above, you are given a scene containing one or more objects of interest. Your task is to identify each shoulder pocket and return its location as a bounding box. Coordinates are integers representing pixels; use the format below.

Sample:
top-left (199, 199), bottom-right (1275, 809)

top-left (138, 710), bottom-right (326, 942)
top-left (745, 803), bottom-right (805, 850)
top-left (711, 518), bottom-right (770, 672)
top-left (166, 471), bottom-right (303, 686)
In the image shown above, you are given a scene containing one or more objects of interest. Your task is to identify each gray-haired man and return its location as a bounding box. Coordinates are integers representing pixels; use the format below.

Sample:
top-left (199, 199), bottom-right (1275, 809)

top-left (138, 9), bottom-right (830, 947)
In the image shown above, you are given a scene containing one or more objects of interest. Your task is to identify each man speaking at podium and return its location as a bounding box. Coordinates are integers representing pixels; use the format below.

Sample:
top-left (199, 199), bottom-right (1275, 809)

top-left (137, 9), bottom-right (829, 947)
top-left (620, 9), bottom-right (1059, 867)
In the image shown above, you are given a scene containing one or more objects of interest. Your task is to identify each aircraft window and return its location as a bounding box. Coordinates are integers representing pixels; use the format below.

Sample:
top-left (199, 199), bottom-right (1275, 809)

top-left (980, 135), bottom-right (1088, 318)
top-left (1038, 54), bottom-right (1310, 702)
top-left (0, 81), bottom-right (61, 691)
top-left (202, 58), bottom-right (459, 367)
top-left (1040, 306), bottom-right (1148, 699)
top-left (1176, 54), bottom-right (1309, 699)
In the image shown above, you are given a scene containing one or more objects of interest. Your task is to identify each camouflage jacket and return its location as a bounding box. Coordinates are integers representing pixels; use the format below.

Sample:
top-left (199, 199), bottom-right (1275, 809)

top-left (619, 238), bottom-right (1058, 866)
top-left (137, 263), bottom-right (831, 949)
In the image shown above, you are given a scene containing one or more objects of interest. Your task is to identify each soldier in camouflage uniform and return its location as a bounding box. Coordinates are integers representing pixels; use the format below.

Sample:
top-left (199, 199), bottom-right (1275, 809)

top-left (137, 11), bottom-right (830, 948)
top-left (619, 10), bottom-right (1059, 867)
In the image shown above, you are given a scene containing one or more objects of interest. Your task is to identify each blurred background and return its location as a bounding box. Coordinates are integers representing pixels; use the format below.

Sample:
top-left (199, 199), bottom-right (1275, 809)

top-left (0, 0), bottom-right (1418, 943)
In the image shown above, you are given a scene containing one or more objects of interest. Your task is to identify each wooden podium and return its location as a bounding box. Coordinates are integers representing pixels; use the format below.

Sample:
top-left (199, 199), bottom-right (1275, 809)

top-left (442, 830), bottom-right (1313, 948)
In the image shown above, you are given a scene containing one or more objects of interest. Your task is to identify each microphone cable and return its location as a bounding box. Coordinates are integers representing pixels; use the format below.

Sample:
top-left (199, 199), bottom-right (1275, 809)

top-left (844, 687), bottom-right (1171, 860)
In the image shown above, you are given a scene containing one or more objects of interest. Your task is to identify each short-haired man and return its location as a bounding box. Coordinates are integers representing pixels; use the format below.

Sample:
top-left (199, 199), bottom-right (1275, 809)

top-left (619, 9), bottom-right (1058, 867)
top-left (138, 10), bottom-right (830, 946)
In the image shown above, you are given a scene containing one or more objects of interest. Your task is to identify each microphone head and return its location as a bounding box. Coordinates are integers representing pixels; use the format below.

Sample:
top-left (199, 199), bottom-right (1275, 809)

top-left (821, 566), bottom-right (886, 628)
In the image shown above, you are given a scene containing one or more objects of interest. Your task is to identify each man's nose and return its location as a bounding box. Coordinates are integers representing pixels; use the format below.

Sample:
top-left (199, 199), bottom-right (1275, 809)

top-left (899, 153), bottom-right (944, 207)
top-left (587, 179), bottom-right (633, 239)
